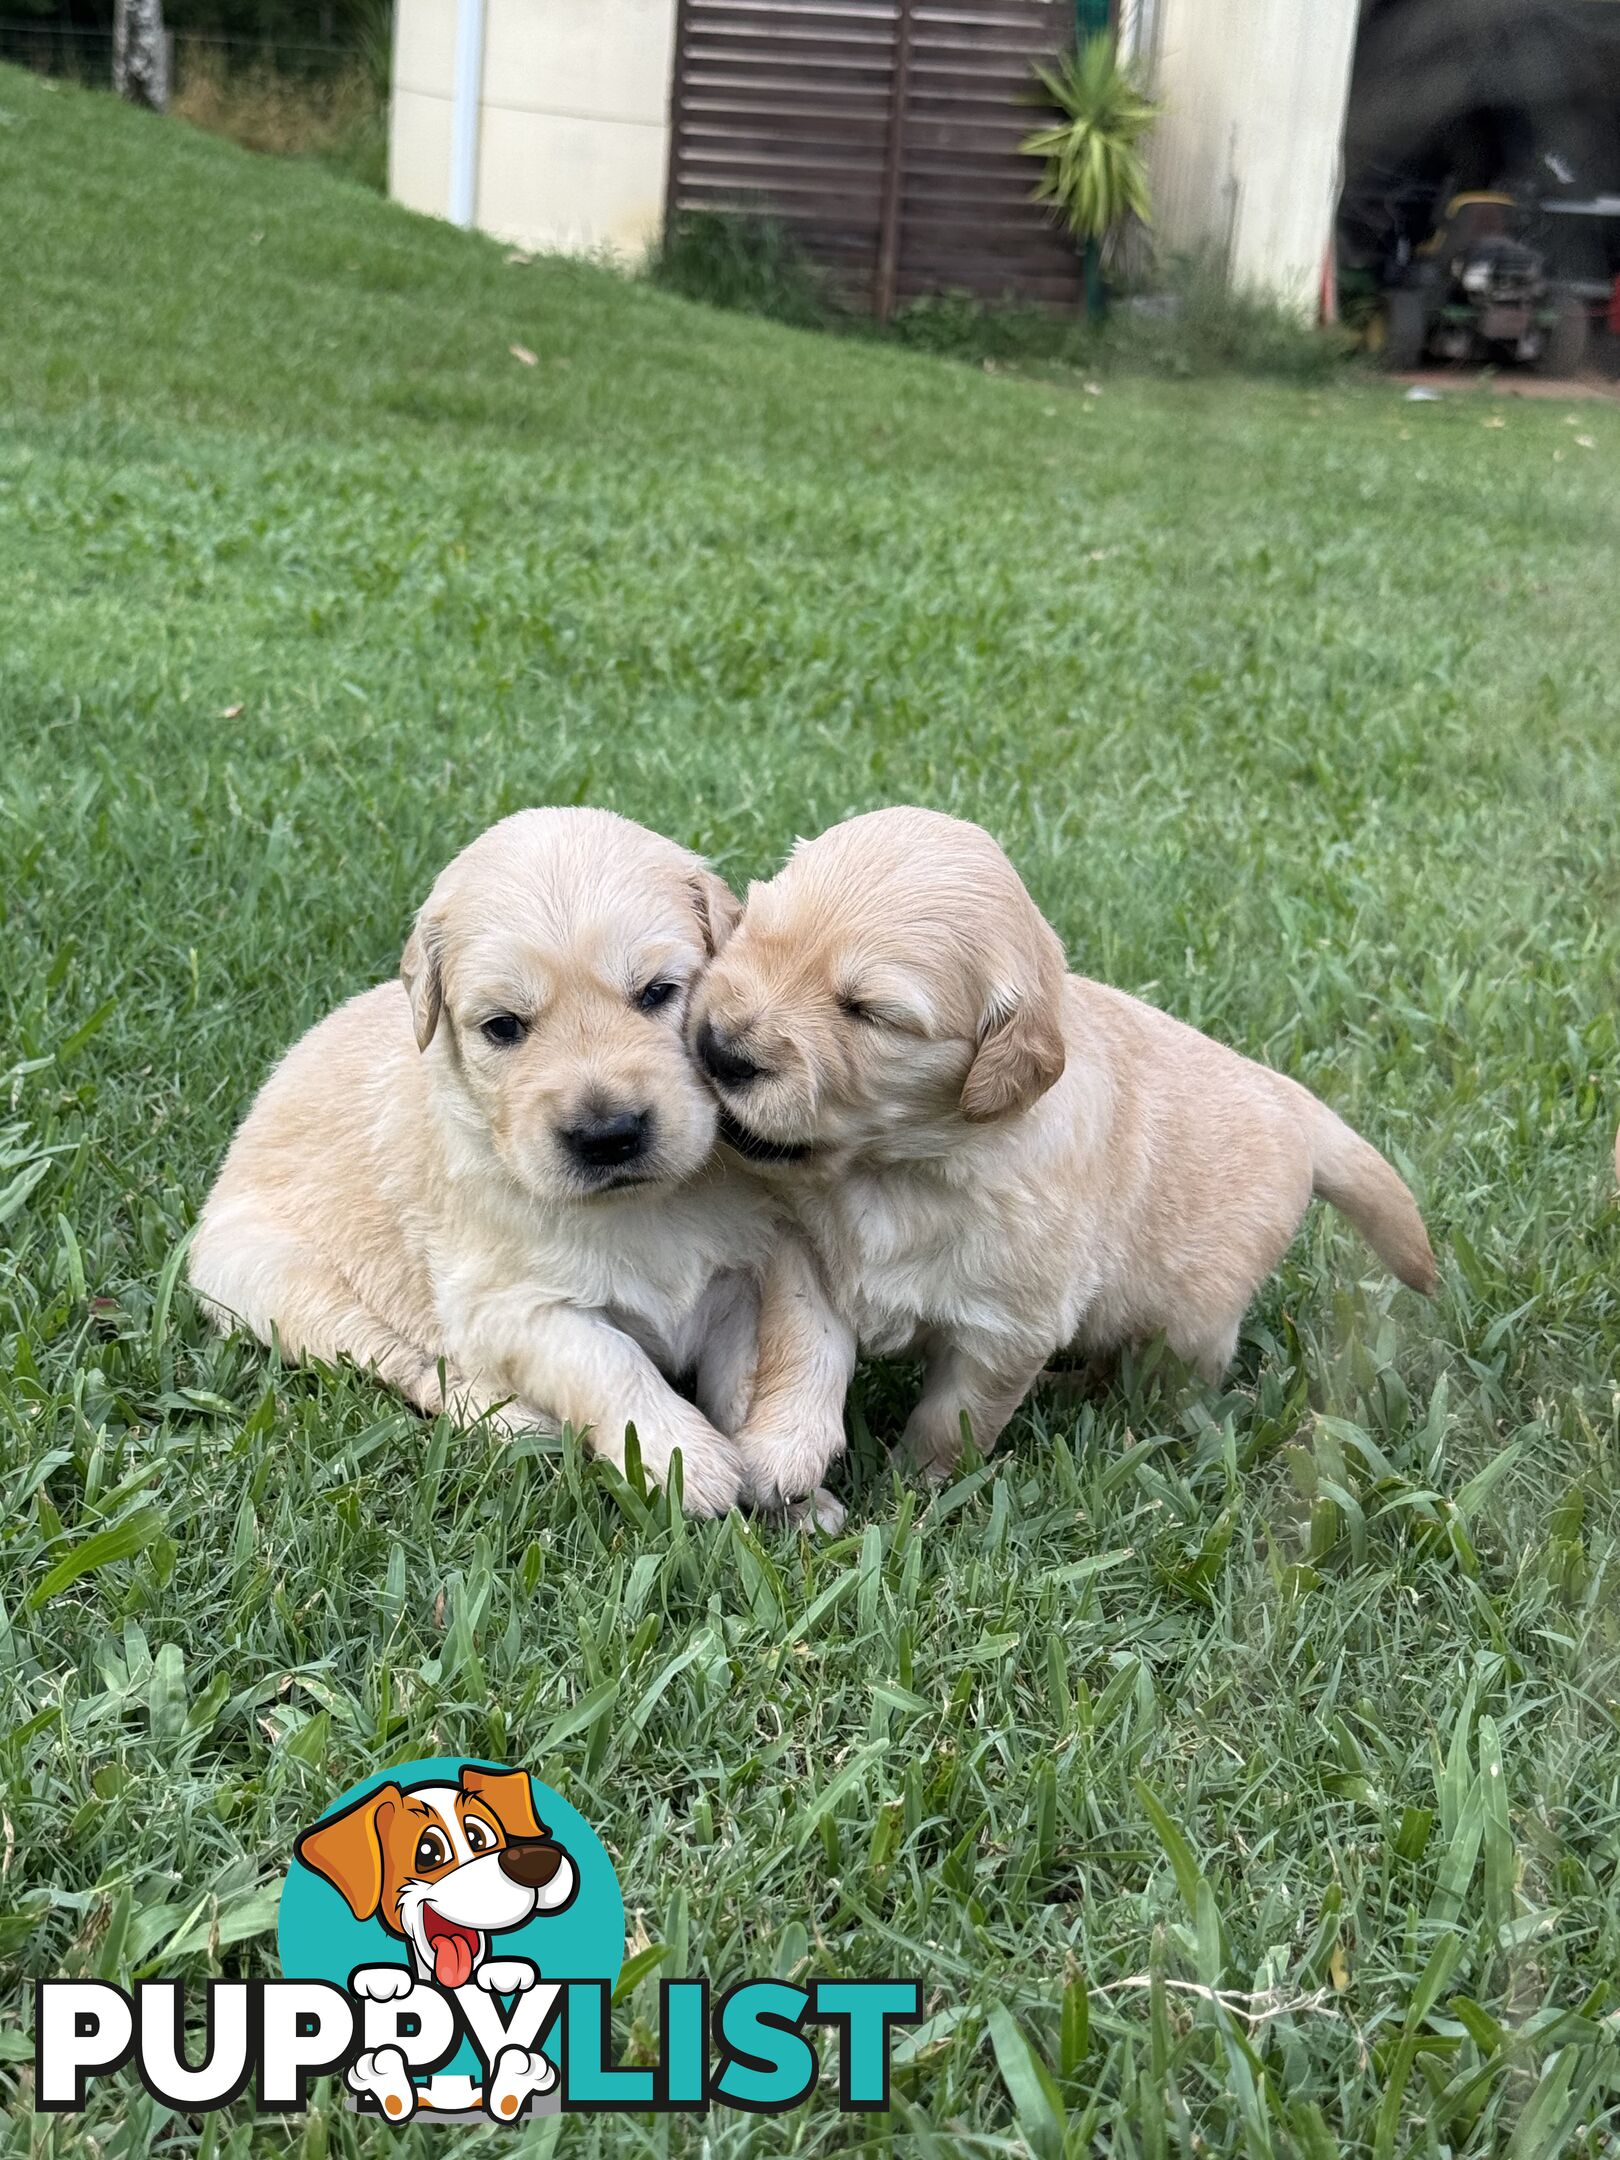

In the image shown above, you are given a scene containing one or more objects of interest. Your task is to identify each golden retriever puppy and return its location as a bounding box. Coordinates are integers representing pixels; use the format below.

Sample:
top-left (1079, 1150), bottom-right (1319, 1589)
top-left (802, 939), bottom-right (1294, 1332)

top-left (191, 807), bottom-right (839, 1518)
top-left (691, 806), bottom-right (1436, 1498)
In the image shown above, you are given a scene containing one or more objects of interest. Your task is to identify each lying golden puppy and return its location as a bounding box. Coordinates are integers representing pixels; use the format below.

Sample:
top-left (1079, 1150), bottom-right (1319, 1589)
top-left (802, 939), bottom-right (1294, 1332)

top-left (191, 807), bottom-right (840, 1518)
top-left (691, 805), bottom-right (1436, 1499)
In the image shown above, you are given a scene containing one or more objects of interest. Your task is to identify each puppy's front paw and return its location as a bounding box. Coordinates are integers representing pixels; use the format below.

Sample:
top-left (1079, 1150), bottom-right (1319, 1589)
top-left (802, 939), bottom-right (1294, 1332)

top-left (891, 1428), bottom-right (959, 1488)
top-left (672, 1439), bottom-right (744, 1517)
top-left (627, 1420), bottom-right (744, 1517)
top-left (782, 1486), bottom-right (847, 1535)
top-left (479, 1396), bottom-right (559, 1441)
top-left (351, 1964), bottom-right (414, 2002)
top-left (736, 1421), bottom-right (847, 1511)
top-left (476, 1958), bottom-right (538, 1996)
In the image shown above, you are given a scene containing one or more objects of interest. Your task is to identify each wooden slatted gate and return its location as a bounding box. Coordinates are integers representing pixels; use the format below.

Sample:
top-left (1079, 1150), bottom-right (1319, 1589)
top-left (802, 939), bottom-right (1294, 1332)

top-left (666, 0), bottom-right (1085, 319)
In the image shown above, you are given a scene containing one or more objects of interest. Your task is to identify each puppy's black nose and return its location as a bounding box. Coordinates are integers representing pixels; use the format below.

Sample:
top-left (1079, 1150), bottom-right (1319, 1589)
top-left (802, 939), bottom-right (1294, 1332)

top-left (697, 1020), bottom-right (765, 1088)
top-left (498, 1838), bottom-right (567, 1889)
top-left (562, 1110), bottom-right (650, 1170)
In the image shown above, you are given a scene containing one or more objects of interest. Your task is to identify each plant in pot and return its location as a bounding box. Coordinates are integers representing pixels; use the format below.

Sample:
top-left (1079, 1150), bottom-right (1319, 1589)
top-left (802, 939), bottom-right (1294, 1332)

top-left (1021, 33), bottom-right (1160, 318)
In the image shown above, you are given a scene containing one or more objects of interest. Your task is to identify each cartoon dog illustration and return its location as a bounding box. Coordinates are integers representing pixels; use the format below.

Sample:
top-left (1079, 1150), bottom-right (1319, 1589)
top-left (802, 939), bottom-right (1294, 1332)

top-left (295, 1763), bottom-right (576, 2121)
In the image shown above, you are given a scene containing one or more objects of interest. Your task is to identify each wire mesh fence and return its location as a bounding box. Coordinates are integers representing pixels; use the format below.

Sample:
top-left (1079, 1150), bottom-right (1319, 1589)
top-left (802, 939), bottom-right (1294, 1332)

top-left (0, 14), bottom-right (367, 88)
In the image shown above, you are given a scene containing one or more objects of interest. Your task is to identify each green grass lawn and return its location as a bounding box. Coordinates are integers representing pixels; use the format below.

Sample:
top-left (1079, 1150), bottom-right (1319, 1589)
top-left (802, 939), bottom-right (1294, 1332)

top-left (4, 65), bottom-right (1620, 2158)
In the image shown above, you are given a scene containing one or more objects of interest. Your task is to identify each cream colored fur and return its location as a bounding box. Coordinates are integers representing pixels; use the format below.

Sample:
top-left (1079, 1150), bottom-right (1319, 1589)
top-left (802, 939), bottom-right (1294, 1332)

top-left (191, 806), bottom-right (842, 1519)
top-left (693, 805), bottom-right (1436, 1497)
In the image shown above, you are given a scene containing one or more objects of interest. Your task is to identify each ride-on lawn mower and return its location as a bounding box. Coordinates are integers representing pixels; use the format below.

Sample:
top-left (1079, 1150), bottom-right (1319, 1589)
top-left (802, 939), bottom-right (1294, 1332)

top-left (1381, 192), bottom-right (1589, 373)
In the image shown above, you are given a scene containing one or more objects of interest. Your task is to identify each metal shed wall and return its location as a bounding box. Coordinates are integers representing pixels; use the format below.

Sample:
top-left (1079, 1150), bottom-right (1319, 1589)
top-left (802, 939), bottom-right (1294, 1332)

top-left (1125, 0), bottom-right (1361, 312)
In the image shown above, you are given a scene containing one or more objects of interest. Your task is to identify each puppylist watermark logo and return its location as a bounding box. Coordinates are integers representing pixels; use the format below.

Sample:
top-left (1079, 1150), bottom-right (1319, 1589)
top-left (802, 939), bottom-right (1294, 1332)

top-left (33, 1756), bottom-right (921, 2124)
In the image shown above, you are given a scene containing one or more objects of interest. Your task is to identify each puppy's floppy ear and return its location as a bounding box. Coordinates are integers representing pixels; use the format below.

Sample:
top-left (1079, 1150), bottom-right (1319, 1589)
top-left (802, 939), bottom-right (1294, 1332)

top-left (689, 868), bottom-right (742, 958)
top-left (294, 1782), bottom-right (401, 1921)
top-left (960, 925), bottom-right (1067, 1123)
top-left (400, 914), bottom-right (444, 1051)
top-left (460, 1764), bottom-right (547, 1839)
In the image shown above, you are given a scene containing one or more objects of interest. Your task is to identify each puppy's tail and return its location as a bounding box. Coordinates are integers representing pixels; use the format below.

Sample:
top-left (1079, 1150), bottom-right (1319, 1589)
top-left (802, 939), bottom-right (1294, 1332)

top-left (1280, 1078), bottom-right (1437, 1295)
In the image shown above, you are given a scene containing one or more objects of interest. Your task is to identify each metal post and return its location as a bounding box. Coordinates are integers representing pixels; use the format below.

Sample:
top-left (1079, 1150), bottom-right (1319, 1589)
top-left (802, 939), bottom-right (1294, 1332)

top-left (1076, 0), bottom-right (1112, 320)
top-left (873, 0), bottom-right (916, 324)
top-left (448, 0), bottom-right (487, 230)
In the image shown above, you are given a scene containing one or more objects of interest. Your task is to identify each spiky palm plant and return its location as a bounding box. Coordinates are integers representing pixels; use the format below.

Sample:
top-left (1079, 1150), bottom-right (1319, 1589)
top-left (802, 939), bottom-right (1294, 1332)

top-left (1021, 35), bottom-right (1160, 270)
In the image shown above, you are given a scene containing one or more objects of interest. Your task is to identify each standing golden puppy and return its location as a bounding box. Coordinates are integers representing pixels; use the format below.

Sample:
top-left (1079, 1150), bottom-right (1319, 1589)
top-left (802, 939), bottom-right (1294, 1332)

top-left (691, 806), bottom-right (1436, 1500)
top-left (191, 807), bottom-right (839, 1518)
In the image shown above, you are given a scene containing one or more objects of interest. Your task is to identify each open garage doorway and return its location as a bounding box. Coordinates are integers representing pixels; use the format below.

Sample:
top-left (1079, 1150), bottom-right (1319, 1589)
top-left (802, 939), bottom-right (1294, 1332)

top-left (1339, 0), bottom-right (1620, 376)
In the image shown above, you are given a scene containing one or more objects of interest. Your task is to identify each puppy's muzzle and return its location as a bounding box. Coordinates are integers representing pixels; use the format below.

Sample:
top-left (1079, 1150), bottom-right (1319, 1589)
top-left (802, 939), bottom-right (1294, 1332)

top-left (696, 1020), bottom-right (766, 1089)
top-left (560, 1108), bottom-right (653, 1172)
top-left (498, 1838), bottom-right (569, 1889)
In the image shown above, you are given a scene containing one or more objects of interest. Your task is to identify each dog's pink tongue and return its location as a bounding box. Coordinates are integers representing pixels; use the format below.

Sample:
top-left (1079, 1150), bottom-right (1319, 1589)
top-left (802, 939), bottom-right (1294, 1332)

top-left (433, 1932), bottom-right (474, 1989)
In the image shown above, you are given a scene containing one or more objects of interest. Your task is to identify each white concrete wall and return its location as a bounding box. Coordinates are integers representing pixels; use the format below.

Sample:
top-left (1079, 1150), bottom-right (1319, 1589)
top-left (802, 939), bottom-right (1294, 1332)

top-left (1129, 0), bottom-right (1361, 313)
top-left (390, 0), bottom-right (678, 259)
top-left (390, 0), bottom-right (456, 221)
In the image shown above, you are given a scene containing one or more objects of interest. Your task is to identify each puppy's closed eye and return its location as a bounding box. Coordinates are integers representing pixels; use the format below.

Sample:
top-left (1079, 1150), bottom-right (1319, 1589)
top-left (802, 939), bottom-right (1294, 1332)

top-left (839, 992), bottom-right (927, 1035)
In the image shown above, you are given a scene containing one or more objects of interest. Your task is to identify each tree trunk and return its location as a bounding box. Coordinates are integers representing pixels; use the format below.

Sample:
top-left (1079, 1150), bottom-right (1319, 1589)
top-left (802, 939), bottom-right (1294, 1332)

top-left (114, 0), bottom-right (169, 112)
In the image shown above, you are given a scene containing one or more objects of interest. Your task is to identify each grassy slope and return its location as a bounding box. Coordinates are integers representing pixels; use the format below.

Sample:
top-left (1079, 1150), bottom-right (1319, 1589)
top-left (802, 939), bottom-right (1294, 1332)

top-left (3, 67), bottom-right (1620, 2157)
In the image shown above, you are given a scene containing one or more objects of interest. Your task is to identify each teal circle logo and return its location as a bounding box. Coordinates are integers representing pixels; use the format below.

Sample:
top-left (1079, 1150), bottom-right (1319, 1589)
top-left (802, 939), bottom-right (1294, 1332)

top-left (277, 1757), bottom-right (623, 2118)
